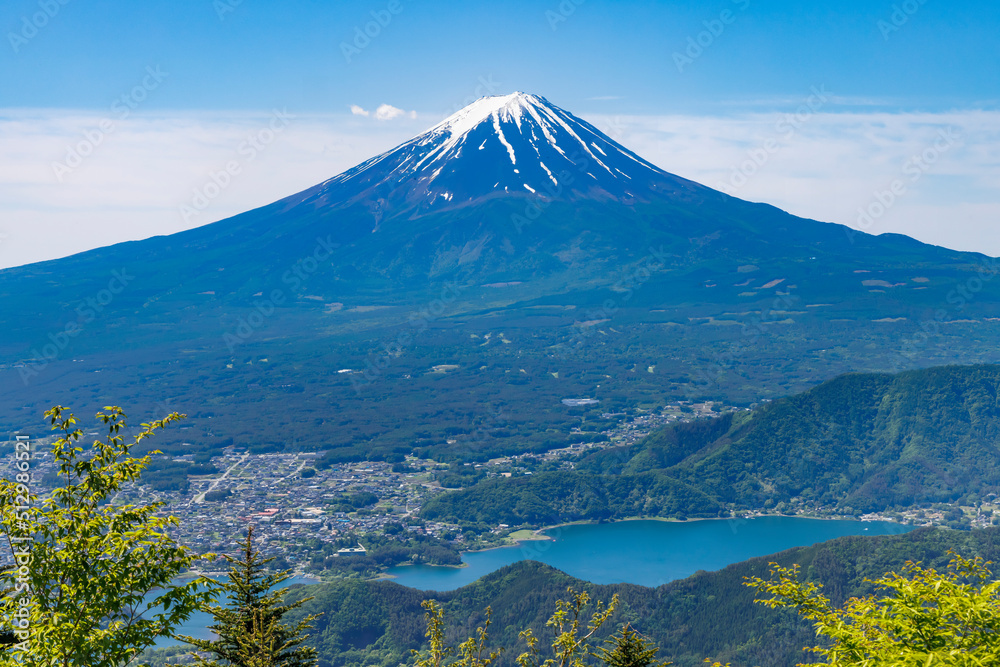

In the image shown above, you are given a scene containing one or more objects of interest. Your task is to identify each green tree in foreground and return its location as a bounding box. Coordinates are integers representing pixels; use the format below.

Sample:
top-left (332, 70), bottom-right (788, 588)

top-left (414, 588), bottom-right (620, 667)
top-left (178, 526), bottom-right (320, 667)
top-left (592, 624), bottom-right (669, 667)
top-left (517, 588), bottom-right (619, 667)
top-left (747, 551), bottom-right (1000, 666)
top-left (412, 600), bottom-right (503, 667)
top-left (0, 406), bottom-right (216, 667)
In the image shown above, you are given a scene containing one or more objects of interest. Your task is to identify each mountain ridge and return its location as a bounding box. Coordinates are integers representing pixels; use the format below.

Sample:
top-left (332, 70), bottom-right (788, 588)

top-left (279, 527), bottom-right (1000, 667)
top-left (420, 364), bottom-right (1000, 524)
top-left (3, 94), bottom-right (1000, 458)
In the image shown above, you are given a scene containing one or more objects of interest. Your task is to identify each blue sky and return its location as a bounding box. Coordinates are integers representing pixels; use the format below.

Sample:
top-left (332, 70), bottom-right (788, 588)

top-left (2, 0), bottom-right (1000, 267)
top-left (4, 0), bottom-right (998, 114)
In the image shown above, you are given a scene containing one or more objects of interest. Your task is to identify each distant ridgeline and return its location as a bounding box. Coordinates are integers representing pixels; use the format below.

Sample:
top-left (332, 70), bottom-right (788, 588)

top-left (422, 364), bottom-right (1000, 523)
top-left (282, 526), bottom-right (1000, 667)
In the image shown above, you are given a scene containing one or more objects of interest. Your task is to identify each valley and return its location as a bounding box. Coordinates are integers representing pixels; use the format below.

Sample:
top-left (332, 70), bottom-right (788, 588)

top-left (8, 370), bottom-right (997, 588)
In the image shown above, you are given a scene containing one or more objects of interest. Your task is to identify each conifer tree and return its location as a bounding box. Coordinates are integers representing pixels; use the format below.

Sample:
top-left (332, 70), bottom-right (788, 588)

top-left (178, 526), bottom-right (320, 667)
top-left (593, 624), bottom-right (669, 667)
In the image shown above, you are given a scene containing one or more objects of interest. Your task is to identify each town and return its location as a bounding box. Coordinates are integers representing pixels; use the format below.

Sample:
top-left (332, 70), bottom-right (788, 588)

top-left (5, 400), bottom-right (991, 579)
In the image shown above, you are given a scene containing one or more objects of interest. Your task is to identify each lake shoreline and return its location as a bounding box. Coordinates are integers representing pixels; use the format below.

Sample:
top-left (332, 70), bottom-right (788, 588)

top-left (417, 513), bottom-right (907, 566)
top-left (383, 516), bottom-right (914, 591)
top-left (480, 512), bottom-right (902, 553)
top-left (331, 514), bottom-right (911, 584)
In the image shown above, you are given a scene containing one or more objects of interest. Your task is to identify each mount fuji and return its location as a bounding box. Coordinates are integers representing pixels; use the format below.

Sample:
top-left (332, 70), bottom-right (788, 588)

top-left (1, 92), bottom-right (999, 458)
top-left (292, 92), bottom-right (701, 215)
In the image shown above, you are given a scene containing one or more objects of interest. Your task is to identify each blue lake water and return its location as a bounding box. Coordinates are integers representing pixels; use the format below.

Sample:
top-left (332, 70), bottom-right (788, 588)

top-left (155, 517), bottom-right (911, 648)
top-left (385, 517), bottom-right (913, 591)
top-left (151, 574), bottom-right (317, 649)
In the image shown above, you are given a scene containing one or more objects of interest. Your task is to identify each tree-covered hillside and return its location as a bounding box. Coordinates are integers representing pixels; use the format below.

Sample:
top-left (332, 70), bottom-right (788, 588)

top-left (420, 469), bottom-right (724, 525)
top-left (284, 526), bottom-right (1000, 667)
top-left (423, 364), bottom-right (1000, 523)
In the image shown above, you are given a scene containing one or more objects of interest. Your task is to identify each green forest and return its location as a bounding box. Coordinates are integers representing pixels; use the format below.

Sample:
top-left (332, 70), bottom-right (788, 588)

top-left (424, 364), bottom-right (1000, 524)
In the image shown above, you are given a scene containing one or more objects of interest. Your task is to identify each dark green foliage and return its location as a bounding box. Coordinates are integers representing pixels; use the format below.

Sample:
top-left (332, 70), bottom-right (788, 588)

top-left (668, 365), bottom-right (1000, 511)
top-left (177, 527), bottom-right (320, 666)
top-left (282, 526), bottom-right (1000, 667)
top-left (141, 458), bottom-right (219, 493)
top-left (144, 458), bottom-right (194, 492)
top-left (5, 181), bottom-right (1000, 465)
top-left (346, 492), bottom-right (378, 508)
top-left (293, 532), bottom-right (462, 577)
top-left (204, 488), bottom-right (233, 502)
top-left (323, 491), bottom-right (380, 515)
top-left (434, 463), bottom-right (486, 489)
top-left (421, 470), bottom-right (723, 525)
top-left (427, 364), bottom-right (1000, 523)
top-left (593, 625), bottom-right (668, 667)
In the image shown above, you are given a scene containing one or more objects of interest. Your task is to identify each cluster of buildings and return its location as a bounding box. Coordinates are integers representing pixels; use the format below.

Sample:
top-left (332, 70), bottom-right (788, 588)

top-left (151, 453), bottom-right (458, 562)
top-left (0, 402), bottom-right (761, 574)
top-left (0, 441), bottom-right (466, 571)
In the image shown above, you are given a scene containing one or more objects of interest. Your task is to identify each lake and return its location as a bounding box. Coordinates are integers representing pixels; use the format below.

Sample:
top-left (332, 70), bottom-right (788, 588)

top-left (385, 516), bottom-right (913, 591)
top-left (151, 574), bottom-right (317, 649)
top-left (155, 517), bottom-right (911, 649)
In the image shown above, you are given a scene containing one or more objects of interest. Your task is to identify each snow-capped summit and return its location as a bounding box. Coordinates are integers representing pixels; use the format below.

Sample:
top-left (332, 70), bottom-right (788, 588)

top-left (288, 92), bottom-right (699, 216)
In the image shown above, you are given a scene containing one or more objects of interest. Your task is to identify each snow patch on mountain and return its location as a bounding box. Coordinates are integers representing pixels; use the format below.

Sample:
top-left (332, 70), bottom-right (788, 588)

top-left (297, 92), bottom-right (698, 214)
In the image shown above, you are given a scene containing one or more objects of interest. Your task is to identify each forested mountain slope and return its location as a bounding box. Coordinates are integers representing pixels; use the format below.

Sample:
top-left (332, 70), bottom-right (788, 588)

top-left (284, 526), bottom-right (1000, 667)
top-left (4, 94), bottom-right (1000, 461)
top-left (424, 364), bottom-right (1000, 523)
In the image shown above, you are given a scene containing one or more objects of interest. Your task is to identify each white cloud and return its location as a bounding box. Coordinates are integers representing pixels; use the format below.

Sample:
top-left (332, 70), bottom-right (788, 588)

top-left (348, 104), bottom-right (417, 121)
top-left (584, 109), bottom-right (1000, 256)
top-left (0, 109), bottom-right (426, 269)
top-left (1, 107), bottom-right (999, 270)
top-left (374, 104), bottom-right (417, 121)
